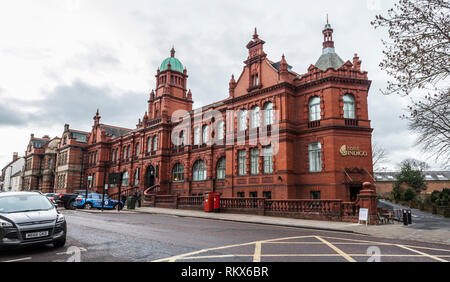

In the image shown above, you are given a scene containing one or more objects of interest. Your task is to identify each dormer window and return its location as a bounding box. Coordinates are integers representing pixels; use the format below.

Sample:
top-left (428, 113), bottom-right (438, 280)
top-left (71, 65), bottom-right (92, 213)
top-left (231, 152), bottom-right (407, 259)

top-left (251, 74), bottom-right (259, 87)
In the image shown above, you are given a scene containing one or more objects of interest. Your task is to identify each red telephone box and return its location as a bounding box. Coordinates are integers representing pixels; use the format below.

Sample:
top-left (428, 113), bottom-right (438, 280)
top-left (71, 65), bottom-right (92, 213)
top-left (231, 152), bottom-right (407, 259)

top-left (213, 193), bottom-right (221, 212)
top-left (204, 192), bottom-right (214, 212)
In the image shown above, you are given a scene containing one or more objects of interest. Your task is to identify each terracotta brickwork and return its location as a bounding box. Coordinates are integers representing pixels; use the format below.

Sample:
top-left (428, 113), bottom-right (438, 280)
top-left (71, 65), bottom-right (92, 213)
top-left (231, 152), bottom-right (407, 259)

top-left (20, 22), bottom-right (375, 202)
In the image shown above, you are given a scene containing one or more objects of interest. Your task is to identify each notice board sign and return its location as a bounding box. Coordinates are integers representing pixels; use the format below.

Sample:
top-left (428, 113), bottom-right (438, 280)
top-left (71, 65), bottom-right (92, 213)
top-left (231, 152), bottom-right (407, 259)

top-left (359, 208), bottom-right (369, 226)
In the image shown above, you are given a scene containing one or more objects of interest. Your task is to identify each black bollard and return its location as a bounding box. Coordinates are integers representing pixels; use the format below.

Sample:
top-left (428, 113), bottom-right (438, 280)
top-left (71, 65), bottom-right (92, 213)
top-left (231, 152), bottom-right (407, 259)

top-left (407, 209), bottom-right (412, 224)
top-left (402, 209), bottom-right (408, 226)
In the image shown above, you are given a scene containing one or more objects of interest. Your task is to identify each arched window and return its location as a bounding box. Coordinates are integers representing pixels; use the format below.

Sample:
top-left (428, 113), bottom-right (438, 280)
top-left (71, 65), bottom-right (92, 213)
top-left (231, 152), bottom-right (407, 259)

top-left (123, 146), bottom-right (127, 159)
top-left (194, 127), bottom-right (200, 145)
top-left (263, 102), bottom-right (273, 126)
top-left (217, 121), bottom-right (224, 140)
top-left (309, 97), bottom-right (321, 122)
top-left (172, 163), bottom-right (184, 182)
top-left (135, 142), bottom-right (140, 156)
top-left (147, 136), bottom-right (151, 152)
top-left (202, 125), bottom-right (209, 144)
top-left (122, 171), bottom-right (129, 186)
top-left (134, 168), bottom-right (140, 185)
top-left (251, 106), bottom-right (260, 128)
top-left (343, 94), bottom-right (355, 119)
top-left (216, 157), bottom-right (226, 179)
top-left (179, 131), bottom-right (185, 147)
top-left (193, 160), bottom-right (207, 181)
top-left (239, 109), bottom-right (248, 131)
top-left (127, 145), bottom-right (131, 158)
top-left (112, 149), bottom-right (115, 161)
top-left (153, 135), bottom-right (158, 152)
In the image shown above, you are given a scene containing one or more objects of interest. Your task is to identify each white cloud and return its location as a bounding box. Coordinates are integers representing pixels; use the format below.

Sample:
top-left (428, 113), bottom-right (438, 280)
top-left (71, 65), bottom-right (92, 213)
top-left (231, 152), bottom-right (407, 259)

top-left (0, 0), bottom-right (445, 170)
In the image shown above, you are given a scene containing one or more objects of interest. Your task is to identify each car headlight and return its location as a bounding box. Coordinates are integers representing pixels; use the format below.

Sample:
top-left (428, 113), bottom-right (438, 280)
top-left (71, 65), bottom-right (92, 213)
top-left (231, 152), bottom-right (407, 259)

top-left (0, 219), bottom-right (14, 228)
top-left (56, 214), bottom-right (65, 223)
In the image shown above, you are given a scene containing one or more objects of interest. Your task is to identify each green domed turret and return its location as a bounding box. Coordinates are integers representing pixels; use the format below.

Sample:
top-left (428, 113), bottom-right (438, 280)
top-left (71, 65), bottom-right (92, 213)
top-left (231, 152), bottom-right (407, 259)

top-left (160, 47), bottom-right (184, 73)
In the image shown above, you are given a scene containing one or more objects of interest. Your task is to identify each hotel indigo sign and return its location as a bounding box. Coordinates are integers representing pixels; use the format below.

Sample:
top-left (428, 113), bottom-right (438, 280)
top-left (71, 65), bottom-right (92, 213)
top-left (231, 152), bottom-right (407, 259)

top-left (339, 145), bottom-right (368, 157)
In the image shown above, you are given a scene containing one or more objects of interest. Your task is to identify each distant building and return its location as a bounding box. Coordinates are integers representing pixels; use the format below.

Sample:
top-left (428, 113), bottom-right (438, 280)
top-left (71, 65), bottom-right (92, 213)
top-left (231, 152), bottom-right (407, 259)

top-left (375, 171), bottom-right (450, 195)
top-left (22, 134), bottom-right (61, 192)
top-left (1, 152), bottom-right (25, 192)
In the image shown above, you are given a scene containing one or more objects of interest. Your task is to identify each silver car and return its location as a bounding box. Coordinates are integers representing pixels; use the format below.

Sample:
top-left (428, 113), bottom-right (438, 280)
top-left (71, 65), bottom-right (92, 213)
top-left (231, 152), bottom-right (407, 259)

top-left (0, 192), bottom-right (67, 249)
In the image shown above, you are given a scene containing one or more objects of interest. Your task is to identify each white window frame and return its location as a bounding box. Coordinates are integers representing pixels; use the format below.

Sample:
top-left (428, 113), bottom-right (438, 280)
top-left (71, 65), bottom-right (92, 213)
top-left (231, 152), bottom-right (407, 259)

top-left (309, 97), bottom-right (321, 122)
top-left (216, 158), bottom-right (226, 179)
top-left (193, 160), bottom-right (207, 181)
top-left (343, 94), bottom-right (355, 119)
top-left (308, 142), bottom-right (322, 172)
top-left (263, 102), bottom-right (273, 126)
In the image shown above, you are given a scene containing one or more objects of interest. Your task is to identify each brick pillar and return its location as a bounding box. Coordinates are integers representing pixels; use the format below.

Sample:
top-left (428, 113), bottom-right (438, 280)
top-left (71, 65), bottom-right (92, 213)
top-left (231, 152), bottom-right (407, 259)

top-left (357, 182), bottom-right (378, 224)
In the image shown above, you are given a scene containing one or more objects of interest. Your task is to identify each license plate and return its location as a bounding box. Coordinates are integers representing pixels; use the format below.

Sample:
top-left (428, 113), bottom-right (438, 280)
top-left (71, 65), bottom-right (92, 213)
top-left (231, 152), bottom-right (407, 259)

top-left (25, 231), bottom-right (49, 239)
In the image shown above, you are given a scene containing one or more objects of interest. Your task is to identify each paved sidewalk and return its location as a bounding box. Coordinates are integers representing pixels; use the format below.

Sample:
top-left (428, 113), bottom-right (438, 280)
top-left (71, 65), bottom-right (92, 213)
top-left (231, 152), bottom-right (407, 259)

top-left (71, 206), bottom-right (450, 246)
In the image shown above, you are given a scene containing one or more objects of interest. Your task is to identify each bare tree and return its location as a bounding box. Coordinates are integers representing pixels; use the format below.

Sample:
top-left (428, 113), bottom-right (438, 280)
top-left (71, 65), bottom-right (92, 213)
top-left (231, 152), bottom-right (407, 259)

top-left (407, 91), bottom-right (450, 166)
top-left (371, 0), bottom-right (450, 167)
top-left (372, 142), bottom-right (388, 170)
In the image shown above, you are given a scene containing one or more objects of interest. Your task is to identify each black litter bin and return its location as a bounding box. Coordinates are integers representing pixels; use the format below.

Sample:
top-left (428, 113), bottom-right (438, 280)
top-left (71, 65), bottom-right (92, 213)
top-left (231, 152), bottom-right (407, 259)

top-left (127, 196), bottom-right (136, 210)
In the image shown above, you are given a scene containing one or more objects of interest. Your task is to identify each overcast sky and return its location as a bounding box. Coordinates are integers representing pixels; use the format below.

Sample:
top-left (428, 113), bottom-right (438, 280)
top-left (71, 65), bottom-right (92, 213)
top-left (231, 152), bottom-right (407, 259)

top-left (0, 0), bottom-right (445, 171)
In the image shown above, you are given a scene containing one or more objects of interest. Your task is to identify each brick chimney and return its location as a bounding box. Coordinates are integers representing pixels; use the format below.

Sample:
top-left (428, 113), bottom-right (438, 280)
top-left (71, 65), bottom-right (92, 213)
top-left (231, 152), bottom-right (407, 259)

top-left (12, 152), bottom-right (18, 162)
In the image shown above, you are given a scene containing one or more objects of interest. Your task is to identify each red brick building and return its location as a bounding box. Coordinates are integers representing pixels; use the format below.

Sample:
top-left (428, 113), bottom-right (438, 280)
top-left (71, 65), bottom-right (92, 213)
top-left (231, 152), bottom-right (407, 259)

top-left (30, 21), bottom-right (375, 202)
top-left (22, 134), bottom-right (60, 192)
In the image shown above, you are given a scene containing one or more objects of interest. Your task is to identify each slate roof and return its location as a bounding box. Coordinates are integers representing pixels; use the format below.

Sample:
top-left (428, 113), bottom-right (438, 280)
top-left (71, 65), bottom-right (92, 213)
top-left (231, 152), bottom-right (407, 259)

top-left (315, 51), bottom-right (345, 71)
top-left (101, 124), bottom-right (132, 139)
top-left (374, 171), bottom-right (450, 182)
top-left (32, 139), bottom-right (49, 149)
top-left (271, 61), bottom-right (293, 71)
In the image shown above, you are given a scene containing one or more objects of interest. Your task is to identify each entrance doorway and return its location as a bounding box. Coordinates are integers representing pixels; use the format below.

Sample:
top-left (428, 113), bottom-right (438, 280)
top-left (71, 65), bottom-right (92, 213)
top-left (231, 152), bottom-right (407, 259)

top-left (145, 166), bottom-right (155, 188)
top-left (350, 185), bottom-right (362, 202)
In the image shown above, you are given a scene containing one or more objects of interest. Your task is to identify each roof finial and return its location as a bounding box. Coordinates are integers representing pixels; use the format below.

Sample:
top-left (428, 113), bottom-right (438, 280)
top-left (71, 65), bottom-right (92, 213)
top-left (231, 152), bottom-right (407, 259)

top-left (327, 14), bottom-right (329, 25)
top-left (253, 27), bottom-right (258, 39)
top-left (170, 46), bottom-right (175, 57)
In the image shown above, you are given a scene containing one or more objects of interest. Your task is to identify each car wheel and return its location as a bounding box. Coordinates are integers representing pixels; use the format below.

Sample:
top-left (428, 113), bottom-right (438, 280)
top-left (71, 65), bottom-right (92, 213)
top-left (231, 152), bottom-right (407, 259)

top-left (53, 236), bottom-right (66, 248)
top-left (84, 202), bottom-right (93, 210)
top-left (66, 200), bottom-right (75, 210)
top-left (114, 204), bottom-right (123, 210)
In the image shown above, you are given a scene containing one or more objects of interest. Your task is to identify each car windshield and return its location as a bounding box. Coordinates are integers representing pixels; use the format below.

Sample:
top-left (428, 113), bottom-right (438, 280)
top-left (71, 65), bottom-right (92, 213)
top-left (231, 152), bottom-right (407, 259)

top-left (0, 194), bottom-right (54, 214)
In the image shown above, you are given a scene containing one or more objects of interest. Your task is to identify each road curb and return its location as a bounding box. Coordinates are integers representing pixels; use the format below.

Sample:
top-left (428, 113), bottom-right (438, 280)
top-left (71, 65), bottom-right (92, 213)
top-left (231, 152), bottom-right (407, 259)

top-left (70, 209), bottom-right (137, 215)
top-left (129, 208), bottom-right (364, 235)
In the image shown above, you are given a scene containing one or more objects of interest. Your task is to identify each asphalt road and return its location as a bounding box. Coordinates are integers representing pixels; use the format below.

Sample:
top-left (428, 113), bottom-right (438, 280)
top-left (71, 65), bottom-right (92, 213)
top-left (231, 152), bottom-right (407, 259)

top-left (1, 210), bottom-right (450, 262)
top-left (378, 199), bottom-right (450, 230)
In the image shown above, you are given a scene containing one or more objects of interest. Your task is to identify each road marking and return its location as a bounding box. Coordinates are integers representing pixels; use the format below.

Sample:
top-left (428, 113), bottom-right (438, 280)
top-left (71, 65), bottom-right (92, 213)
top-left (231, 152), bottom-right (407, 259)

top-left (152, 235), bottom-right (312, 262)
top-left (153, 234), bottom-right (450, 262)
top-left (56, 247), bottom-right (87, 255)
top-left (253, 242), bottom-right (262, 262)
top-left (1, 257), bottom-right (32, 262)
top-left (322, 236), bottom-right (450, 253)
top-left (396, 244), bottom-right (448, 262)
top-left (315, 236), bottom-right (356, 262)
